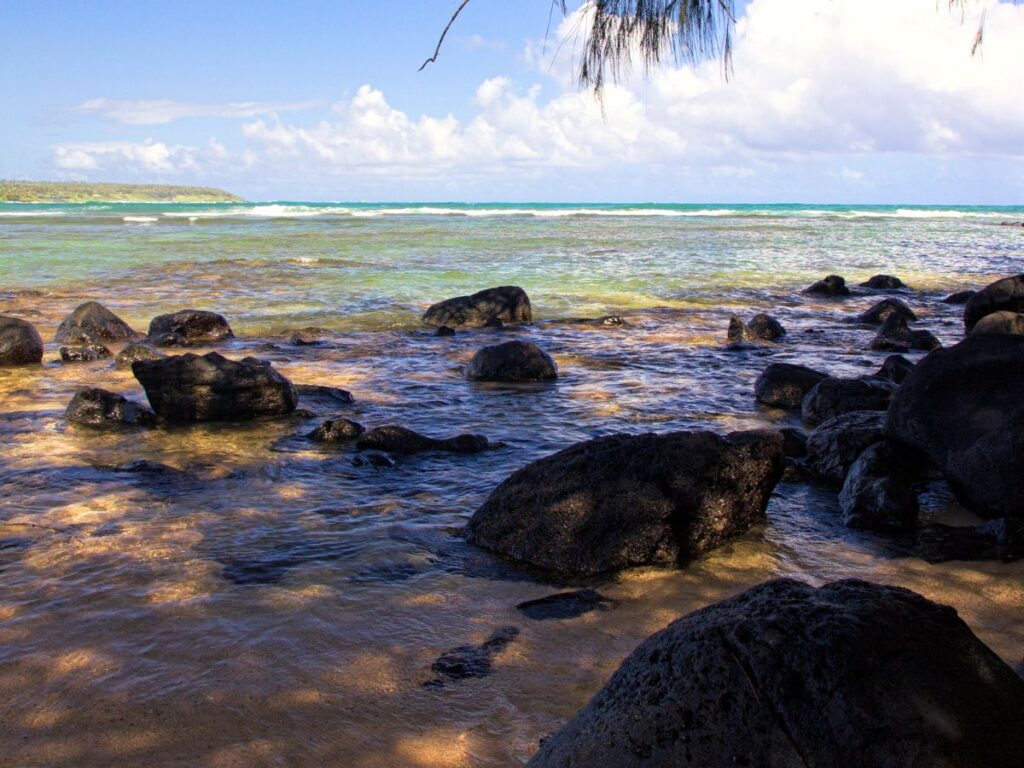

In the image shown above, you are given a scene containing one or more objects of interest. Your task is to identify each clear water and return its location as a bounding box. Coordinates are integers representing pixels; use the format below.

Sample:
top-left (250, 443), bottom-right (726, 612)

top-left (1, 202), bottom-right (1022, 767)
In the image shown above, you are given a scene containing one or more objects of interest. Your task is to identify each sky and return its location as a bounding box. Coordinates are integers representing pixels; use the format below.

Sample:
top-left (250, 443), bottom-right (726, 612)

top-left (2, 0), bottom-right (1023, 203)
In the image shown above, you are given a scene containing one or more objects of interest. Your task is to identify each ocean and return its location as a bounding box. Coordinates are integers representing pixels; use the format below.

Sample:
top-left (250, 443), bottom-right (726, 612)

top-left (1, 201), bottom-right (1022, 766)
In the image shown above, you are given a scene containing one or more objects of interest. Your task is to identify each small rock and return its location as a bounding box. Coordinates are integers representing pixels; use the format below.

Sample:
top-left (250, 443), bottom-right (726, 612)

top-left (805, 411), bottom-right (887, 485)
top-left (465, 340), bottom-right (558, 382)
top-left (801, 376), bottom-right (896, 426)
top-left (516, 590), bottom-right (615, 621)
top-left (54, 301), bottom-right (138, 344)
top-left (0, 316), bottom-right (44, 366)
top-left (436, 325), bottom-right (456, 337)
top-left (308, 418), bottom-right (365, 443)
top-left (288, 327), bottom-right (330, 345)
top-left (802, 274), bottom-right (850, 297)
top-left (754, 363), bottom-right (828, 410)
top-left (874, 354), bottom-right (914, 384)
top-left (857, 298), bottom-right (917, 325)
top-left (352, 451), bottom-right (396, 468)
top-left (859, 274), bottom-right (905, 290)
top-left (868, 314), bottom-right (941, 352)
top-left (115, 342), bottom-right (165, 368)
top-left (143, 331), bottom-right (191, 348)
top-left (65, 387), bottom-right (156, 428)
top-left (59, 343), bottom-right (112, 362)
top-left (423, 286), bottom-right (532, 328)
top-left (426, 626), bottom-right (520, 686)
top-left (839, 440), bottom-right (920, 530)
top-left (148, 309), bottom-right (234, 342)
top-left (942, 290), bottom-right (975, 305)
top-left (356, 425), bottom-right (489, 454)
top-left (779, 427), bottom-right (808, 458)
top-left (964, 274), bottom-right (1024, 331)
top-left (728, 313), bottom-right (786, 343)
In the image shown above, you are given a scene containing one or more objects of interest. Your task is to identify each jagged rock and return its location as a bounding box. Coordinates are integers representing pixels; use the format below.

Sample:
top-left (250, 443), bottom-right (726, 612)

top-left (465, 340), bottom-right (558, 382)
top-left (801, 376), bottom-right (896, 426)
top-left (65, 387), bottom-right (155, 428)
top-left (754, 363), bottom-right (827, 410)
top-left (875, 354), bottom-right (914, 384)
top-left (857, 298), bottom-right (917, 325)
top-left (115, 342), bottom-right (165, 368)
top-left (308, 418), bottom-right (365, 443)
top-left (355, 425), bottom-right (489, 454)
top-left (422, 286), bottom-right (532, 328)
top-left (964, 275), bottom-right (1024, 331)
top-left (839, 440), bottom-right (920, 530)
top-left (59, 343), bottom-right (111, 362)
top-left (868, 314), bottom-right (941, 352)
top-left (802, 274), bottom-right (850, 296)
top-left (942, 289), bottom-right (975, 304)
top-left (971, 310), bottom-right (1024, 336)
top-left (0, 316), bottom-right (44, 366)
top-left (516, 590), bottom-right (614, 621)
top-left (859, 274), bottom-right (905, 290)
top-left (147, 309), bottom-right (234, 342)
top-left (466, 430), bottom-right (784, 577)
top-left (526, 579), bottom-right (1024, 768)
top-left (886, 334), bottom-right (1024, 519)
top-left (805, 411), bottom-right (887, 485)
top-left (54, 301), bottom-right (137, 344)
top-left (132, 352), bottom-right (296, 422)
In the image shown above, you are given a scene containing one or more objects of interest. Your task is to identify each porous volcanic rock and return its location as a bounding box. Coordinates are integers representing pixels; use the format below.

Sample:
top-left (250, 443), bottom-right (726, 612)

top-left (422, 286), bottom-right (532, 328)
top-left (754, 363), bottom-right (827, 410)
top-left (465, 340), bottom-right (558, 382)
top-left (65, 387), bottom-right (155, 428)
top-left (0, 316), bottom-right (44, 366)
top-left (802, 274), bottom-right (850, 297)
top-left (147, 310), bottom-right (234, 342)
top-left (801, 376), bottom-right (896, 426)
top-left (54, 301), bottom-right (137, 344)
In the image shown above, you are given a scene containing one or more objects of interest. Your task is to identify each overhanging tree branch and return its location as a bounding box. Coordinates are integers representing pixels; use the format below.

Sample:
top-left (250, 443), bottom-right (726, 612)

top-left (420, 0), bottom-right (473, 71)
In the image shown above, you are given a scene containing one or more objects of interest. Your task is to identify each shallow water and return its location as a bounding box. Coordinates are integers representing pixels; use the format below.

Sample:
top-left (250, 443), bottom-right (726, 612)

top-left (1, 203), bottom-right (1023, 767)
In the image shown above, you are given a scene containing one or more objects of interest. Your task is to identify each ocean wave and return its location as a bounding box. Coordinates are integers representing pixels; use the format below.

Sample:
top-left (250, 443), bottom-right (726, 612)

top-left (123, 215), bottom-right (159, 224)
top-left (0, 210), bottom-right (63, 217)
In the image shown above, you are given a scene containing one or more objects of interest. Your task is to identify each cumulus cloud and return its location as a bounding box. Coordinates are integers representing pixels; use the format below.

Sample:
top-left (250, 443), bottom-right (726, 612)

top-left (74, 98), bottom-right (319, 125)
top-left (52, 0), bottom-right (1024, 197)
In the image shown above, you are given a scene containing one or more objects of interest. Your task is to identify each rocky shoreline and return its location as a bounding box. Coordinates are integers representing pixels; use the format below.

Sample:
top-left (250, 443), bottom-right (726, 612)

top-left (2, 277), bottom-right (1023, 764)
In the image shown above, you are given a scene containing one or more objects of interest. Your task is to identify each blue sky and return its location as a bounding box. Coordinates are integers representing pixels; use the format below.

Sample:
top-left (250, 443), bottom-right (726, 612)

top-left (2, 0), bottom-right (1023, 203)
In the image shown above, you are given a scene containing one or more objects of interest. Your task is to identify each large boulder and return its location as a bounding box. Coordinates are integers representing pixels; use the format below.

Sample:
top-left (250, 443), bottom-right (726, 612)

top-left (54, 301), bottom-right (137, 344)
top-left (886, 334), bottom-right (1024, 518)
top-left (422, 286), bottom-right (532, 328)
top-left (801, 376), bottom-right (896, 426)
top-left (527, 578), bottom-right (1024, 768)
top-left (805, 410), bottom-right (887, 485)
top-left (971, 310), bottom-right (1024, 336)
top-left (465, 340), bottom-right (557, 382)
top-left (754, 363), bottom-right (827, 410)
top-left (964, 275), bottom-right (1024, 331)
top-left (147, 310), bottom-right (234, 343)
top-left (65, 387), bottom-right (155, 428)
top-left (465, 430), bottom-right (784, 577)
top-left (132, 352), bottom-right (297, 422)
top-left (0, 316), bottom-right (44, 366)
top-left (802, 274), bottom-right (850, 297)
top-left (857, 298), bottom-right (916, 325)
top-left (839, 441), bottom-right (919, 530)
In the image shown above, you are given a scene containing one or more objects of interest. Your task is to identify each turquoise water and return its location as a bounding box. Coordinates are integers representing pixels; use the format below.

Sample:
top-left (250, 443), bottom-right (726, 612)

top-left (1, 202), bottom-right (1022, 767)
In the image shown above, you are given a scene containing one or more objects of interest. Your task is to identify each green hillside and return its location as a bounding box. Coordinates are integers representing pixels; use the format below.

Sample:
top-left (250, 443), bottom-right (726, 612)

top-left (0, 180), bottom-right (243, 203)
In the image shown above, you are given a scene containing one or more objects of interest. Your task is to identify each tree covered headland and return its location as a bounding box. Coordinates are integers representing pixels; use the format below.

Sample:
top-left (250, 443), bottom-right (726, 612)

top-left (0, 180), bottom-right (242, 203)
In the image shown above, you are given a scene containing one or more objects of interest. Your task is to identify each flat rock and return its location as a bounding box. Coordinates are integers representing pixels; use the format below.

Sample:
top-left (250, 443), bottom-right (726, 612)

top-left (423, 286), bottom-right (532, 328)
top-left (294, 384), bottom-right (355, 404)
top-left (466, 430), bottom-right (784, 577)
top-left (54, 301), bottom-right (137, 344)
top-left (0, 316), bottom-right (44, 366)
top-left (465, 339), bottom-right (558, 382)
top-left (527, 578), bottom-right (1024, 768)
top-left (516, 590), bottom-right (614, 621)
top-left (426, 626), bottom-right (520, 687)
top-left (132, 352), bottom-right (297, 422)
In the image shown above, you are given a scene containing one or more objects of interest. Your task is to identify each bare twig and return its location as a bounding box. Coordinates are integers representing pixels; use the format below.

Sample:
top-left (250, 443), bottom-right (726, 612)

top-left (420, 0), bottom-right (473, 71)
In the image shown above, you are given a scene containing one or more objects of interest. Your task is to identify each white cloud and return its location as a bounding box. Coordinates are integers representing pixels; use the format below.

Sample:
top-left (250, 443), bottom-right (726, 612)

top-left (51, 0), bottom-right (1024, 198)
top-left (74, 98), bottom-right (319, 125)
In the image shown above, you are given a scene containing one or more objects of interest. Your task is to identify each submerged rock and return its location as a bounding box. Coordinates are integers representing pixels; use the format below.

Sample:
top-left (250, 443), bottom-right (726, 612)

top-left (857, 298), bottom-right (916, 325)
top-left (942, 289), bottom-right (975, 304)
top-left (868, 314), bottom-right (941, 352)
top-left (147, 309), bottom-right (234, 342)
top-left (727, 313), bottom-right (786, 343)
top-left (143, 331), bottom-right (191, 348)
top-left (527, 578), bottom-right (1024, 768)
top-left (356, 425), bottom-right (489, 454)
top-left (436, 325), bottom-right (456, 337)
top-left (308, 418), bottom-right (365, 443)
top-left (0, 316), bottom-right (44, 366)
top-left (516, 589), bottom-right (615, 621)
top-left (294, 384), bottom-right (355, 405)
top-left (839, 440), bottom-right (919, 531)
top-left (351, 451), bottom-right (396, 469)
top-left (65, 387), bottom-right (156, 428)
top-left (859, 274), bottom-right (906, 290)
top-left (802, 274), bottom-right (850, 297)
top-left (754, 363), bottom-right (827, 410)
top-left (54, 301), bottom-right (137, 344)
top-left (288, 327), bottom-right (329, 345)
top-left (426, 626), bottom-right (520, 687)
top-left (466, 430), bottom-right (784, 577)
top-left (423, 286), bottom-right (532, 328)
top-left (971, 310), bottom-right (1024, 336)
top-left (801, 376), bottom-right (895, 426)
top-left (964, 274), bottom-right (1024, 331)
top-left (465, 339), bottom-right (558, 382)
top-left (59, 343), bottom-right (112, 362)
top-left (132, 352), bottom-right (297, 422)
top-left (886, 334), bottom-right (1024, 519)
top-left (805, 410), bottom-right (887, 485)
top-left (115, 342), bottom-right (165, 368)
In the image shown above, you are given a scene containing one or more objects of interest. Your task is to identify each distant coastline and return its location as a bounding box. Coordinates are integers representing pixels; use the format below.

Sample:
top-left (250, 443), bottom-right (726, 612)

top-left (0, 180), bottom-right (243, 203)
